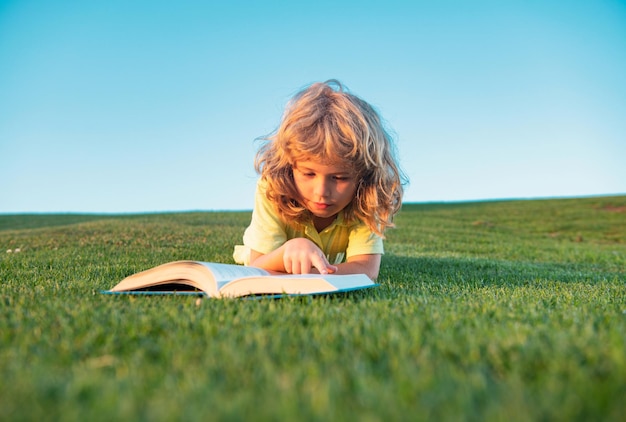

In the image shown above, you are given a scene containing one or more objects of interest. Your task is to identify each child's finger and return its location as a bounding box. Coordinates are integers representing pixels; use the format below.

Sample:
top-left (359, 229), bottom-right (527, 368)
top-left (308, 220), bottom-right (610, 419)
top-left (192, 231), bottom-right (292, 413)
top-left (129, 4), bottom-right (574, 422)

top-left (311, 253), bottom-right (334, 275)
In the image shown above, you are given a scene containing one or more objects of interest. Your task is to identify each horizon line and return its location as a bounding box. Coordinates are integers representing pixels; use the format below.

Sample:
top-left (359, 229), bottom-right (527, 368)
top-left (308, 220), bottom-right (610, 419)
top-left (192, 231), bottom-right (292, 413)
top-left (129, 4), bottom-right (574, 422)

top-left (1, 192), bottom-right (624, 216)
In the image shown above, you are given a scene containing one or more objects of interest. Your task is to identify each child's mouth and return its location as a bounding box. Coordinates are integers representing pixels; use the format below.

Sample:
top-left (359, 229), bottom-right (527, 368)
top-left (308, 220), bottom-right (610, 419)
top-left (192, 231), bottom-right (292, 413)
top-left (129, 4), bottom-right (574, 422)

top-left (313, 202), bottom-right (331, 210)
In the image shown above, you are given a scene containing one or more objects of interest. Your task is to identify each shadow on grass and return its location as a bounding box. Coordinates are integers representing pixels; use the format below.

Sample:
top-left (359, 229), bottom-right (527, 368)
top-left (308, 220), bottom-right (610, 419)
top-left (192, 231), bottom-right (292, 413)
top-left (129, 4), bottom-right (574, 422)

top-left (381, 254), bottom-right (625, 287)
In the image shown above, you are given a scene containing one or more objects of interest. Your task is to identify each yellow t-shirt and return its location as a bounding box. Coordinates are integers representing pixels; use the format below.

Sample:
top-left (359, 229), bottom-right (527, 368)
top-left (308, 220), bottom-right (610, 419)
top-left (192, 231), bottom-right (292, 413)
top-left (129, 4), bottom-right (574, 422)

top-left (233, 180), bottom-right (384, 266)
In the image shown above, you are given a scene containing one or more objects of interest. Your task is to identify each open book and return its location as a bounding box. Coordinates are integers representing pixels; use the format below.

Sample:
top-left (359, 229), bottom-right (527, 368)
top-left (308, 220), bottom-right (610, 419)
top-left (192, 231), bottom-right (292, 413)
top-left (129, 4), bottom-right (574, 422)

top-left (105, 261), bottom-right (377, 298)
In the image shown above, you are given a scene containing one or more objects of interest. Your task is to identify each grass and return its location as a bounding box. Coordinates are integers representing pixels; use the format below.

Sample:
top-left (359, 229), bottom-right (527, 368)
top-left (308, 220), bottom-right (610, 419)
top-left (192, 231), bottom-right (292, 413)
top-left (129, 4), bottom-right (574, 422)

top-left (1, 196), bottom-right (625, 421)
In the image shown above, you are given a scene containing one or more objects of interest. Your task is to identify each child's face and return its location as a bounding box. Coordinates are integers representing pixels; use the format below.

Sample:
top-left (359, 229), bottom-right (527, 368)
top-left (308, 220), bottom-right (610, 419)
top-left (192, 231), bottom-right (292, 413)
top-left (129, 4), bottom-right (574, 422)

top-left (293, 160), bottom-right (358, 224)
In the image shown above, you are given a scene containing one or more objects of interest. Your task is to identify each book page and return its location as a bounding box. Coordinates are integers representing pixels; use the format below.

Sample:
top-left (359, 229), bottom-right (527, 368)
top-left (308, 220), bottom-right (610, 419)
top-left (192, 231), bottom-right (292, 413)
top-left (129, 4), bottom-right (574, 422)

top-left (303, 274), bottom-right (375, 290)
top-left (197, 262), bottom-right (269, 282)
top-left (218, 273), bottom-right (375, 297)
top-left (268, 273), bottom-right (376, 292)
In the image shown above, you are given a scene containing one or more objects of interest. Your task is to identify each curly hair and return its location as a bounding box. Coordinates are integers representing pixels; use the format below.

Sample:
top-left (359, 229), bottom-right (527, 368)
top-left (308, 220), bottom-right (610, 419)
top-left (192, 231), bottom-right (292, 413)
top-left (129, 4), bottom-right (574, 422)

top-left (254, 80), bottom-right (406, 237)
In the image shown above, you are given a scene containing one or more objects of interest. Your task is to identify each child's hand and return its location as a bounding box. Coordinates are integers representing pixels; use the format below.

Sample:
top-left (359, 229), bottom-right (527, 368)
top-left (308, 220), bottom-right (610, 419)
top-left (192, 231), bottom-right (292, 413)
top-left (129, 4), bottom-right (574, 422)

top-left (282, 238), bottom-right (338, 275)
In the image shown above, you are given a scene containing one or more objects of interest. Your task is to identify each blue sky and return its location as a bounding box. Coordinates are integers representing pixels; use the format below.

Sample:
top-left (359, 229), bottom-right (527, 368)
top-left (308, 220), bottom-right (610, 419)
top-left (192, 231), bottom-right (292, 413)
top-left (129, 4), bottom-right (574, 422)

top-left (1, 0), bottom-right (625, 213)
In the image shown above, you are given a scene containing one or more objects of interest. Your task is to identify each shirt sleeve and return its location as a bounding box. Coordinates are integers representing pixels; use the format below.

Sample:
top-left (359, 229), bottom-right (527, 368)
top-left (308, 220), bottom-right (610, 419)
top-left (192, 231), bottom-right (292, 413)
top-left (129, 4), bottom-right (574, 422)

top-left (242, 180), bottom-right (288, 255)
top-left (345, 221), bottom-right (384, 258)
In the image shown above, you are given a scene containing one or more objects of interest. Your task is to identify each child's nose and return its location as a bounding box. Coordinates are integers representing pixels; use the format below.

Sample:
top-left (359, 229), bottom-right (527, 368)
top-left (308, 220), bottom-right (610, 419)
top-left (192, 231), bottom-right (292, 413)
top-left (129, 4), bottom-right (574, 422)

top-left (314, 178), bottom-right (330, 197)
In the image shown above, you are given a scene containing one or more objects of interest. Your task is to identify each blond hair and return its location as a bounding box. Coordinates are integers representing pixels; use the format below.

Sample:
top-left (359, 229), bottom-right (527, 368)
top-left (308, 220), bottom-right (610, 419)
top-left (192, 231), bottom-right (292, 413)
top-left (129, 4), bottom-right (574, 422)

top-left (255, 80), bottom-right (406, 237)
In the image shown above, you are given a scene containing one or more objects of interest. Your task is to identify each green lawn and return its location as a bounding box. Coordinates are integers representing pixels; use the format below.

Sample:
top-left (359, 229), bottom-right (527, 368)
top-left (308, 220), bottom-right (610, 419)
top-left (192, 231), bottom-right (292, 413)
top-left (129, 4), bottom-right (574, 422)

top-left (1, 196), bottom-right (625, 421)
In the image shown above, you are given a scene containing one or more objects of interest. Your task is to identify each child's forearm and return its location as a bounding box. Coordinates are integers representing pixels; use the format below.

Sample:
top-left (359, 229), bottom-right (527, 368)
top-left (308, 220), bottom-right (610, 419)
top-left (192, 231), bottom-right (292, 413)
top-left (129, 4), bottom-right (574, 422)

top-left (248, 245), bottom-right (288, 273)
top-left (249, 238), bottom-right (338, 275)
top-left (333, 254), bottom-right (381, 280)
top-left (251, 249), bottom-right (380, 281)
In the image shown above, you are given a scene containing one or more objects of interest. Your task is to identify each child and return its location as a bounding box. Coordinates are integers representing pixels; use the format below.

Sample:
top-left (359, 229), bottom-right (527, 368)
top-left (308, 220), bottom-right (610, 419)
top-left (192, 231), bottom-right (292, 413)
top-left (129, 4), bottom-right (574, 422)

top-left (233, 80), bottom-right (405, 280)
